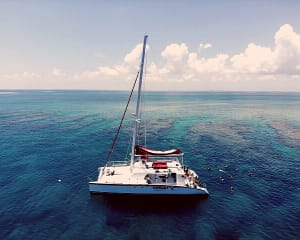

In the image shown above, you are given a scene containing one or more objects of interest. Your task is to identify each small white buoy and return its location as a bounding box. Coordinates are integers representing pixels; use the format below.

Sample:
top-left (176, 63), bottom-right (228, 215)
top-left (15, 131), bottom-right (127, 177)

top-left (58, 179), bottom-right (62, 183)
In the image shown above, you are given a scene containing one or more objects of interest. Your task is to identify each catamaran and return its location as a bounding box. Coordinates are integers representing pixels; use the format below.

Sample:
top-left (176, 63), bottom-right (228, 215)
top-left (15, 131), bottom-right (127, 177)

top-left (89, 35), bottom-right (209, 197)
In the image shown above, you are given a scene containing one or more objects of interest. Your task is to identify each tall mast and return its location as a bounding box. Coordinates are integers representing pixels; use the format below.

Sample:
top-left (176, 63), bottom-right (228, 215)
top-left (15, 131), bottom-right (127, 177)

top-left (130, 35), bottom-right (148, 166)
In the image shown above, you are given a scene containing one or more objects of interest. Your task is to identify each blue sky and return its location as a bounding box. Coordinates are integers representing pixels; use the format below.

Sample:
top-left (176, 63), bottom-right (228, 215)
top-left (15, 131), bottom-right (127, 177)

top-left (1, 0), bottom-right (300, 91)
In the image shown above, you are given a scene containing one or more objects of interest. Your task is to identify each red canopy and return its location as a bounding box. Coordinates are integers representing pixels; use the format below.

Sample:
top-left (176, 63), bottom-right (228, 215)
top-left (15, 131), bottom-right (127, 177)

top-left (135, 145), bottom-right (182, 156)
top-left (152, 160), bottom-right (168, 169)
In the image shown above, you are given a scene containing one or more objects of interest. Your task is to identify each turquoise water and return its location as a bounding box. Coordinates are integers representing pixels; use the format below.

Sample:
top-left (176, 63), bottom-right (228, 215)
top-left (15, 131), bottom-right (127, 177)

top-left (0, 90), bottom-right (299, 239)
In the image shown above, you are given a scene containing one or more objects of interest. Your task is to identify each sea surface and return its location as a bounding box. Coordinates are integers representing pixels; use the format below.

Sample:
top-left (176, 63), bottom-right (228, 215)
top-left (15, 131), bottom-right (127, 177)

top-left (0, 90), bottom-right (299, 240)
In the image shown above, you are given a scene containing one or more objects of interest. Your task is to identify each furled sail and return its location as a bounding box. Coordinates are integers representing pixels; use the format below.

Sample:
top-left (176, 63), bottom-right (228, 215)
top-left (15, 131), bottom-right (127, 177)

top-left (135, 145), bottom-right (182, 156)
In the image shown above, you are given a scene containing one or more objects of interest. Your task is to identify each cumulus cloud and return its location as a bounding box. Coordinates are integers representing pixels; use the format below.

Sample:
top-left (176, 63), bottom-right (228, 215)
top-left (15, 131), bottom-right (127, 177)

top-left (161, 43), bottom-right (188, 61)
top-left (230, 43), bottom-right (275, 73)
top-left (47, 24), bottom-right (300, 89)
top-left (146, 24), bottom-right (300, 84)
top-left (230, 24), bottom-right (300, 75)
top-left (2, 24), bottom-right (300, 91)
top-left (89, 43), bottom-right (149, 80)
top-left (273, 24), bottom-right (300, 74)
top-left (188, 53), bottom-right (229, 73)
top-left (124, 44), bottom-right (144, 64)
top-left (148, 24), bottom-right (300, 89)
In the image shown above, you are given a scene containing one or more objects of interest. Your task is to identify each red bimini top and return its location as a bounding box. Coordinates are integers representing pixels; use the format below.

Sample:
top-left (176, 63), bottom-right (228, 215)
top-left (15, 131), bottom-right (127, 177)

top-left (135, 145), bottom-right (182, 156)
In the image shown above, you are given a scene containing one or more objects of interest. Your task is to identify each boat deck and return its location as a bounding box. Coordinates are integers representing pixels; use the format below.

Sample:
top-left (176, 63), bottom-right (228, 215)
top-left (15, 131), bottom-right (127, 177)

top-left (89, 157), bottom-right (209, 196)
top-left (97, 160), bottom-right (191, 187)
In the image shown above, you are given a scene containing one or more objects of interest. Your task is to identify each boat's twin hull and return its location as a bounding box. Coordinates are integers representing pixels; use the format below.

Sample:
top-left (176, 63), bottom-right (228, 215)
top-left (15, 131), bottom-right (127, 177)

top-left (89, 182), bottom-right (209, 196)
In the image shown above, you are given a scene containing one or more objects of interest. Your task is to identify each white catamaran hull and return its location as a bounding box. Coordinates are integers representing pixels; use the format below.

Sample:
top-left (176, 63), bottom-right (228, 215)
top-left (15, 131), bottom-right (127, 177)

top-left (89, 182), bottom-right (209, 196)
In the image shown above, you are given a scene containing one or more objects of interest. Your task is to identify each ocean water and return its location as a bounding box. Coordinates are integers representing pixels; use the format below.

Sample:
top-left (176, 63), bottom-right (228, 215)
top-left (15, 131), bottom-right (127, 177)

top-left (0, 90), bottom-right (299, 240)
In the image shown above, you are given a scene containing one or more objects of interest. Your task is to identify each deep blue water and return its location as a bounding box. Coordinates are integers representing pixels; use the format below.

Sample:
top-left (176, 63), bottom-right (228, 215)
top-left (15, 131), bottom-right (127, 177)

top-left (0, 90), bottom-right (299, 240)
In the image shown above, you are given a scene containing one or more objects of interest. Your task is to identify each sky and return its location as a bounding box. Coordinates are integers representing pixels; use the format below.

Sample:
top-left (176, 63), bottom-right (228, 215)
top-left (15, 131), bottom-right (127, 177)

top-left (1, 0), bottom-right (300, 91)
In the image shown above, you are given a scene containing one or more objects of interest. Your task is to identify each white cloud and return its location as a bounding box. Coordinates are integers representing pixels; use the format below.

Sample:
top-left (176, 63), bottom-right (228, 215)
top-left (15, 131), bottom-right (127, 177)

top-left (89, 43), bottom-right (148, 79)
top-left (230, 43), bottom-right (275, 73)
top-left (273, 24), bottom-right (300, 74)
top-left (161, 43), bottom-right (188, 61)
top-left (124, 43), bottom-right (150, 64)
top-left (98, 66), bottom-right (119, 76)
top-left (1, 24), bottom-right (300, 91)
top-left (3, 72), bottom-right (40, 81)
top-left (0, 72), bottom-right (41, 89)
top-left (199, 43), bottom-right (213, 52)
top-left (124, 44), bottom-right (143, 64)
top-left (230, 24), bottom-right (300, 75)
top-left (188, 53), bottom-right (229, 73)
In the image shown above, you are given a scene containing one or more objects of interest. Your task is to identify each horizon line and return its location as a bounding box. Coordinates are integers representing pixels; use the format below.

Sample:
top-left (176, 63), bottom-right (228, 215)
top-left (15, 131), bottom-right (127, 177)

top-left (1, 89), bottom-right (300, 94)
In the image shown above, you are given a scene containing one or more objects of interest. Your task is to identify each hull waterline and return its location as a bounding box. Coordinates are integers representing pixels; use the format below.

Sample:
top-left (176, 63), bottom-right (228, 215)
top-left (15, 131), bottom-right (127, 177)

top-left (89, 182), bottom-right (209, 196)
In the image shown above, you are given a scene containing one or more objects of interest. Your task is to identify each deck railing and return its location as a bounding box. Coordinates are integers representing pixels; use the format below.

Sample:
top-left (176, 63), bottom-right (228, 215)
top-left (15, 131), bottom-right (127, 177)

top-left (107, 160), bottom-right (130, 167)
